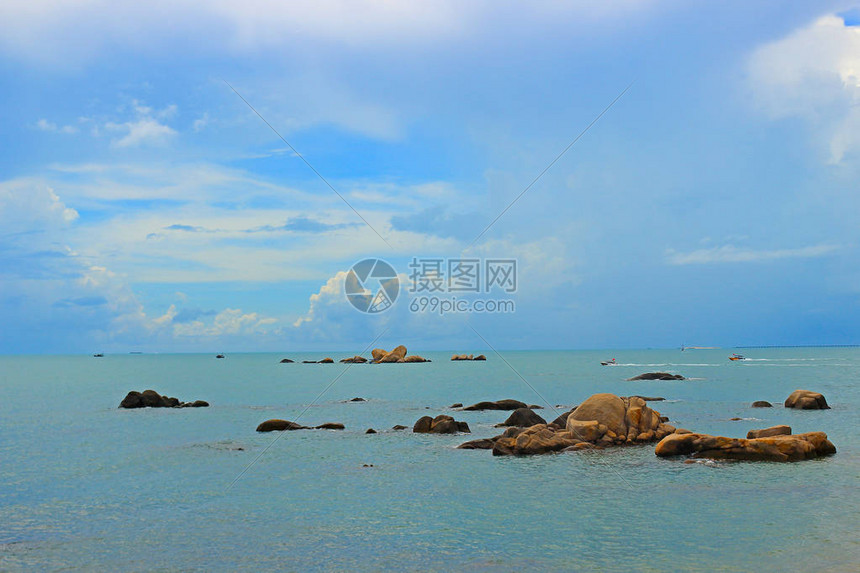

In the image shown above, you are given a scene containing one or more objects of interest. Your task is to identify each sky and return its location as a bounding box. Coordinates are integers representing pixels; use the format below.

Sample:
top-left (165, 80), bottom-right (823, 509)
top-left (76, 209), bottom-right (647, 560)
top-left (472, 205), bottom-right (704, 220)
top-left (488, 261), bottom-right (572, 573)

top-left (1, 1), bottom-right (860, 354)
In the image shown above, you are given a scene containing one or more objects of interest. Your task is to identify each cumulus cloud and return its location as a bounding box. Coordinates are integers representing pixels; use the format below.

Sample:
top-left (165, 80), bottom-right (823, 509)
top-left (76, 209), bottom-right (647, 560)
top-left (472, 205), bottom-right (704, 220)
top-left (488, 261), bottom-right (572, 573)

top-left (748, 14), bottom-right (860, 163)
top-left (107, 117), bottom-right (177, 148)
top-left (36, 118), bottom-right (77, 134)
top-left (665, 244), bottom-right (841, 265)
top-left (173, 307), bottom-right (277, 337)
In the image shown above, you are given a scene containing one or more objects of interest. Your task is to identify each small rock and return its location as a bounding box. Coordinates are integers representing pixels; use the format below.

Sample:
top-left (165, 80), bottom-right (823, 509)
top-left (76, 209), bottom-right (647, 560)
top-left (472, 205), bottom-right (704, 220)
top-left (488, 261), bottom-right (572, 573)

top-left (340, 356), bottom-right (367, 363)
top-left (413, 414), bottom-right (470, 434)
top-left (391, 425), bottom-right (408, 431)
top-left (365, 428), bottom-right (377, 434)
top-left (498, 408), bottom-right (547, 428)
top-left (730, 417), bottom-right (742, 421)
top-left (316, 423), bottom-right (345, 430)
top-left (318, 357), bottom-right (334, 363)
top-left (349, 397), bottom-right (366, 402)
top-left (751, 400), bottom-right (773, 408)
top-left (256, 419), bottom-right (307, 432)
top-left (279, 358), bottom-right (294, 363)
top-left (450, 403), bottom-right (463, 408)
top-left (463, 399), bottom-right (529, 411)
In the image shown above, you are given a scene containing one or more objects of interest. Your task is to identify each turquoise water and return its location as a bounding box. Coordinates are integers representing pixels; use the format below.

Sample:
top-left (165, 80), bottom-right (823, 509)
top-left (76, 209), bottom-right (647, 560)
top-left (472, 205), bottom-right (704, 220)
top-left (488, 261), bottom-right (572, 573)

top-left (1, 349), bottom-right (858, 572)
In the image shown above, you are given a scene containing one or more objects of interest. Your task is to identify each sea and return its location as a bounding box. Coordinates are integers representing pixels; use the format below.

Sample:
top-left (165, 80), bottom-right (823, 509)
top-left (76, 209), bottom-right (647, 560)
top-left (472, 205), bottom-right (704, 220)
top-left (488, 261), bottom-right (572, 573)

top-left (1, 348), bottom-right (858, 572)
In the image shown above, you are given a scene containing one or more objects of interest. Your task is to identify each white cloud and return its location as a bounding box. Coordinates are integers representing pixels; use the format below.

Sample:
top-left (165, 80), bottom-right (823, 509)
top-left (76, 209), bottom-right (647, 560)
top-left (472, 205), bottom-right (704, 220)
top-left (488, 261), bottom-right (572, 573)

top-left (665, 244), bottom-right (841, 265)
top-left (107, 118), bottom-right (177, 148)
top-left (36, 118), bottom-right (78, 134)
top-left (173, 307), bottom-right (278, 337)
top-left (192, 112), bottom-right (209, 132)
top-left (748, 14), bottom-right (860, 163)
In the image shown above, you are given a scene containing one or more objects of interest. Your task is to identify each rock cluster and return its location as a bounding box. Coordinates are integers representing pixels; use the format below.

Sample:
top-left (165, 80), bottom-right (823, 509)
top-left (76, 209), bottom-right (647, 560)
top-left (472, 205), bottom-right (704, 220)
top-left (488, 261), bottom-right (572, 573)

top-left (256, 420), bottom-right (345, 432)
top-left (119, 390), bottom-right (208, 409)
top-left (784, 389), bottom-right (829, 410)
top-left (655, 431), bottom-right (836, 461)
top-left (340, 356), bottom-right (367, 363)
top-left (451, 354), bottom-right (487, 361)
top-left (627, 372), bottom-right (685, 381)
top-left (462, 399), bottom-right (529, 411)
top-left (370, 346), bottom-right (430, 363)
top-left (413, 414), bottom-right (470, 434)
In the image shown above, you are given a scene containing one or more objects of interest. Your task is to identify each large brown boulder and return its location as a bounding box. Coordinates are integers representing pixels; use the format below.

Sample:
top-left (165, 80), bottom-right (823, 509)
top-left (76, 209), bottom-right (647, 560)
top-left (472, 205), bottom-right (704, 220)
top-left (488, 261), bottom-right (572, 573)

top-left (784, 390), bottom-right (830, 410)
top-left (499, 408), bottom-right (547, 428)
top-left (413, 414), bottom-right (470, 434)
top-left (401, 355), bottom-right (430, 363)
top-left (492, 425), bottom-right (580, 456)
top-left (379, 345), bottom-right (407, 363)
top-left (256, 419), bottom-right (307, 432)
top-left (340, 356), bottom-right (367, 363)
top-left (474, 354), bottom-right (487, 361)
top-left (371, 348), bottom-right (387, 361)
top-left (747, 425), bottom-right (791, 439)
top-left (655, 431), bottom-right (836, 461)
top-left (568, 393), bottom-right (627, 436)
top-left (463, 399), bottom-right (529, 411)
top-left (318, 357), bottom-right (334, 363)
top-left (451, 354), bottom-right (474, 361)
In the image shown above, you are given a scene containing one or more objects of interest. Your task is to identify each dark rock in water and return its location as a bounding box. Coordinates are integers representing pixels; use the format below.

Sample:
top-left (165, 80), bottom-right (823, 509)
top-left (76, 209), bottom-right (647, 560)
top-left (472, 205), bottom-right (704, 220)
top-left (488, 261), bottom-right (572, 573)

top-left (450, 403), bottom-right (463, 409)
top-left (784, 390), bottom-right (829, 410)
top-left (751, 400), bottom-right (773, 408)
top-left (659, 416), bottom-right (669, 423)
top-left (457, 438), bottom-right (497, 449)
top-left (279, 358), bottom-right (294, 363)
top-left (349, 397), bottom-right (366, 402)
top-left (119, 390), bottom-right (207, 409)
top-left (340, 356), bottom-right (367, 363)
top-left (633, 396), bottom-right (665, 402)
top-left (215, 354), bottom-right (225, 359)
top-left (362, 463), bottom-right (374, 467)
top-left (498, 408), bottom-right (547, 428)
top-left (365, 428), bottom-right (377, 434)
top-left (627, 372), bottom-right (685, 381)
top-left (316, 423), bottom-right (345, 430)
top-left (730, 417), bottom-right (742, 421)
top-left (463, 399), bottom-right (528, 411)
top-left (655, 431), bottom-right (836, 461)
top-left (392, 425), bottom-right (408, 431)
top-left (474, 354), bottom-right (487, 361)
top-left (528, 404), bottom-right (543, 409)
top-left (302, 360), bottom-right (317, 364)
top-left (256, 419), bottom-right (307, 432)
top-left (318, 357), bottom-right (334, 363)
top-left (413, 414), bottom-right (470, 434)
top-left (747, 425), bottom-right (791, 439)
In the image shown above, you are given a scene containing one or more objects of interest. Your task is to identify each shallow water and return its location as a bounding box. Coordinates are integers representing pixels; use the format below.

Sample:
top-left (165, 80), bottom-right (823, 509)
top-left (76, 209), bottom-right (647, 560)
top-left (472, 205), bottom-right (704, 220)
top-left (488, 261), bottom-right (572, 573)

top-left (1, 348), bottom-right (858, 571)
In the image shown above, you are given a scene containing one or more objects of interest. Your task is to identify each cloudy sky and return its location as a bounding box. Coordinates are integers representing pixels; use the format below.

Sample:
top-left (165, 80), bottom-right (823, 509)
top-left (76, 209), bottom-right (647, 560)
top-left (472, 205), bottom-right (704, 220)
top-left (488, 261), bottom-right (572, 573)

top-left (1, 1), bottom-right (859, 354)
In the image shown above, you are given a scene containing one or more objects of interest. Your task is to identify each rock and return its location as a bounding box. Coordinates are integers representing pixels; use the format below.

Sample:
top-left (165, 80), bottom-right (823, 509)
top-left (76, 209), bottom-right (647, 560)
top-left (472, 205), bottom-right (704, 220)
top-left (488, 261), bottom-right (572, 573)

top-left (371, 348), bottom-right (387, 362)
top-left (751, 400), bottom-right (772, 408)
top-left (548, 408), bottom-right (576, 429)
top-left (302, 360), bottom-right (317, 364)
top-left (784, 390), bottom-right (830, 410)
top-left (379, 345), bottom-right (407, 363)
top-left (457, 438), bottom-right (498, 450)
top-left (340, 356), bottom-right (367, 363)
top-left (730, 417), bottom-right (742, 421)
top-left (747, 425), bottom-right (791, 439)
top-left (402, 355), bottom-right (430, 362)
top-left (413, 414), bottom-right (470, 434)
top-left (318, 357), bottom-right (334, 363)
top-left (474, 354), bottom-right (487, 361)
top-left (498, 408), bottom-right (547, 428)
top-left (627, 372), bottom-right (685, 381)
top-left (119, 390), bottom-right (207, 409)
top-left (279, 358), bottom-right (294, 363)
top-left (365, 428), bottom-right (377, 434)
top-left (349, 397), bottom-right (366, 402)
top-left (450, 403), bottom-right (463, 408)
top-left (315, 423), bottom-right (345, 430)
top-left (392, 425), bottom-right (408, 431)
top-left (493, 424), bottom-right (580, 456)
top-left (568, 393), bottom-right (627, 436)
top-left (655, 431), bottom-right (836, 461)
top-left (451, 354), bottom-right (473, 361)
top-left (256, 419), bottom-right (307, 432)
top-left (463, 399), bottom-right (529, 411)
top-left (528, 404), bottom-right (543, 409)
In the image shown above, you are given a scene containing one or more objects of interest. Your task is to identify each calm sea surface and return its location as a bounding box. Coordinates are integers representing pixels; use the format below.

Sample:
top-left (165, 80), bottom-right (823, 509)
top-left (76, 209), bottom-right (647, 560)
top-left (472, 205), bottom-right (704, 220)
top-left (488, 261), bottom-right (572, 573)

top-left (1, 348), bottom-right (858, 571)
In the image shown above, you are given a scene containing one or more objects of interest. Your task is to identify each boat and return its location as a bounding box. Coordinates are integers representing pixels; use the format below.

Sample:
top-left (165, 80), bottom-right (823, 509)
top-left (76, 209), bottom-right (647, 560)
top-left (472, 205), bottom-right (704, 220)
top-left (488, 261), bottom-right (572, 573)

top-left (216, 354), bottom-right (226, 359)
top-left (93, 353), bottom-right (104, 357)
top-left (729, 353), bottom-right (745, 361)
top-left (600, 358), bottom-right (616, 366)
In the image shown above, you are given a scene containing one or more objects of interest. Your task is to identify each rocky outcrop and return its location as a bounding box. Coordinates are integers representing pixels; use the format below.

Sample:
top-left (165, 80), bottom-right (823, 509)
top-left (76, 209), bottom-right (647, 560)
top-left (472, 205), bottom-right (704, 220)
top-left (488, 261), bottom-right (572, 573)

top-left (474, 354), bottom-right (487, 361)
top-left (256, 419), bottom-right (307, 432)
top-left (378, 345), bottom-right (407, 363)
top-left (318, 357), bottom-right (334, 364)
top-left (747, 425), bottom-right (791, 439)
top-left (548, 408), bottom-right (577, 429)
top-left (784, 390), bottom-right (830, 410)
top-left (498, 408), bottom-right (547, 428)
top-left (371, 348), bottom-right (387, 361)
top-left (489, 394), bottom-right (677, 456)
top-left (119, 390), bottom-right (209, 409)
top-left (315, 423), bottom-right (345, 430)
top-left (655, 431), bottom-right (836, 461)
top-left (452, 354), bottom-right (487, 361)
top-left (413, 414), bottom-right (470, 434)
top-left (340, 356), bottom-right (367, 363)
top-left (463, 399), bottom-right (529, 411)
top-left (627, 372), bottom-right (685, 381)
top-left (751, 400), bottom-right (773, 408)
top-left (349, 397), bottom-right (366, 402)
top-left (279, 358), bottom-right (294, 363)
top-left (400, 355), bottom-right (430, 363)
top-left (392, 425), bottom-right (408, 431)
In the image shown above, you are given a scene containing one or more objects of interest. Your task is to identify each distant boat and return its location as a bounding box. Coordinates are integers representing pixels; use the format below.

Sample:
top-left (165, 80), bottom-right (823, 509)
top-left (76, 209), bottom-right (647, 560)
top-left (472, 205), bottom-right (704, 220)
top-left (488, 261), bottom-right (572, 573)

top-left (600, 358), bottom-right (616, 366)
top-left (129, 351), bottom-right (143, 354)
top-left (216, 354), bottom-right (226, 359)
top-left (93, 353), bottom-right (104, 358)
top-left (729, 353), bottom-right (746, 361)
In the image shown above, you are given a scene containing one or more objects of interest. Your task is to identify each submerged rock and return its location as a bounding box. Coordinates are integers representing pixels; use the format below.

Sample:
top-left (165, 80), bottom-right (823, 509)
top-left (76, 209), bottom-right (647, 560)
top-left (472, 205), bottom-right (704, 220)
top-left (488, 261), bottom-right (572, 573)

top-left (751, 400), bottom-right (773, 408)
top-left (627, 372), bottom-right (685, 381)
top-left (655, 431), bottom-right (836, 461)
top-left (784, 390), bottom-right (830, 410)
top-left (463, 399), bottom-right (529, 411)
top-left (279, 358), bottom-right (295, 363)
top-left (315, 423), bottom-right (345, 430)
top-left (413, 414), bottom-right (470, 434)
top-left (349, 397), bottom-right (366, 402)
top-left (256, 419), bottom-right (307, 432)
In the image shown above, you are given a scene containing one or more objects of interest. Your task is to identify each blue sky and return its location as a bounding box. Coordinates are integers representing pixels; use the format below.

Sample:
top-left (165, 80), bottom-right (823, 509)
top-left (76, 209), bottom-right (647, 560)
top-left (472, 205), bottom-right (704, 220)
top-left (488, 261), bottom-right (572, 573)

top-left (1, 1), bottom-right (860, 353)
